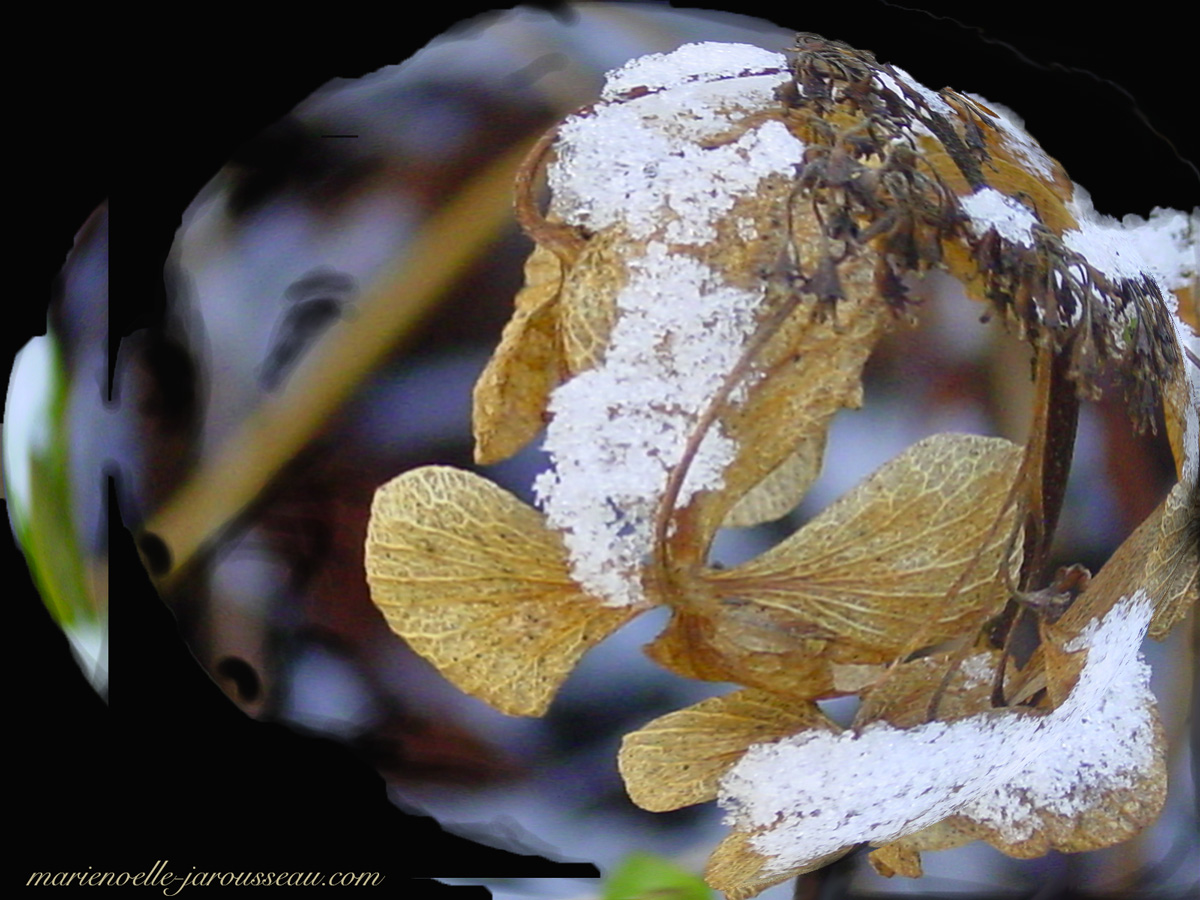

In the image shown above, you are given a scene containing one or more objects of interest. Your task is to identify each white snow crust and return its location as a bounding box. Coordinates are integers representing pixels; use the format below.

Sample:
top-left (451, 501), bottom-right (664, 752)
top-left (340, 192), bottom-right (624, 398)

top-left (1117, 207), bottom-right (1199, 294)
top-left (549, 43), bottom-right (795, 243)
top-left (600, 42), bottom-right (787, 100)
top-left (1109, 206), bottom-right (1198, 484)
top-left (534, 248), bottom-right (763, 607)
top-left (534, 44), bottom-right (806, 607)
top-left (961, 187), bottom-right (1038, 248)
top-left (1063, 188), bottom-right (1160, 284)
top-left (718, 593), bottom-right (1158, 875)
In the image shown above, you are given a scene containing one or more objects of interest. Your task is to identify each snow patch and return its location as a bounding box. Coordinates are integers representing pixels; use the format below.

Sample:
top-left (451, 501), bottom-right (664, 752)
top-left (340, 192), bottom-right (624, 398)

top-left (535, 247), bottom-right (761, 607)
top-left (534, 43), bottom-right (807, 607)
top-left (718, 593), bottom-right (1157, 875)
top-left (961, 187), bottom-right (1038, 248)
top-left (550, 54), bottom-right (800, 243)
top-left (600, 42), bottom-right (787, 100)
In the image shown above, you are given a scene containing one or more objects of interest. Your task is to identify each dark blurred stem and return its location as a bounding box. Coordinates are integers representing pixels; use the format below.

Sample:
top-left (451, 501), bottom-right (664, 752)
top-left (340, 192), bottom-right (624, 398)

top-left (140, 136), bottom-right (537, 591)
top-left (793, 851), bottom-right (857, 900)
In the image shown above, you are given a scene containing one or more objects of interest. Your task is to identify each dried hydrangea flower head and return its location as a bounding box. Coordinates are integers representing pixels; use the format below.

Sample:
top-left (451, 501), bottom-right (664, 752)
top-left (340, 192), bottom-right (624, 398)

top-left (366, 35), bottom-right (1199, 899)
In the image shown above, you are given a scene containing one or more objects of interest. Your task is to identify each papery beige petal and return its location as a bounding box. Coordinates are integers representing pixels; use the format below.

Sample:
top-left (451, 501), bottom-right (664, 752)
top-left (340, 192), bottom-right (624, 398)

top-left (618, 689), bottom-right (837, 812)
top-left (556, 229), bottom-right (625, 377)
top-left (855, 647), bottom-right (1001, 729)
top-left (1048, 481), bottom-right (1198, 642)
top-left (642, 607), bottom-right (842, 700)
top-left (365, 466), bottom-right (637, 716)
top-left (722, 434), bottom-right (826, 529)
top-left (674, 195), bottom-right (895, 559)
top-left (473, 245), bottom-right (565, 464)
top-left (1145, 483), bottom-right (1199, 637)
top-left (705, 829), bottom-right (848, 900)
top-left (867, 841), bottom-right (924, 878)
top-left (868, 818), bottom-right (981, 878)
top-left (703, 433), bottom-right (1023, 659)
top-left (950, 712), bottom-right (1167, 861)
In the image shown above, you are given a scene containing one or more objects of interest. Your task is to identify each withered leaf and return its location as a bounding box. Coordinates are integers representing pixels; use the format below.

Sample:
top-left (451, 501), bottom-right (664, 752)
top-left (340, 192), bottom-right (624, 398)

top-left (473, 244), bottom-right (565, 464)
top-left (618, 688), bottom-right (837, 812)
top-left (700, 433), bottom-right (1023, 662)
top-left (714, 595), bottom-right (1164, 892)
top-left (705, 829), bottom-right (848, 900)
top-left (867, 841), bottom-right (924, 879)
top-left (721, 435), bottom-right (826, 529)
top-left (365, 466), bottom-right (637, 716)
top-left (1039, 481), bottom-right (1199, 645)
top-left (854, 647), bottom-right (1001, 730)
top-left (675, 189), bottom-right (898, 548)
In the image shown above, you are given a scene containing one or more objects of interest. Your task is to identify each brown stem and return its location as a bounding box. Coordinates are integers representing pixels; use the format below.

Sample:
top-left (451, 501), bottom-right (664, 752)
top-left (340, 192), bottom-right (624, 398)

top-left (513, 116), bottom-right (587, 265)
top-left (652, 266), bottom-right (806, 577)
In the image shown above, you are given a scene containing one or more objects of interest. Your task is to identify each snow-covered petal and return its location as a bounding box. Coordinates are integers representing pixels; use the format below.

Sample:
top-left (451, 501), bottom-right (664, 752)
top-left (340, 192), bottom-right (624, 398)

top-left (717, 594), bottom-right (1161, 880)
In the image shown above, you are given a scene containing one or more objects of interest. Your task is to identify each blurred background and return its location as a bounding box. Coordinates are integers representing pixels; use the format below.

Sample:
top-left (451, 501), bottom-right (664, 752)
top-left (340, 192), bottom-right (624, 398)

top-left (11, 3), bottom-right (1197, 898)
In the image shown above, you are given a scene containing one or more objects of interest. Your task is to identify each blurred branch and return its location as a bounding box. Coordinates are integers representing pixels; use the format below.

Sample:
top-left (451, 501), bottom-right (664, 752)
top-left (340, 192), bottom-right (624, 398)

top-left (141, 135), bottom-right (537, 591)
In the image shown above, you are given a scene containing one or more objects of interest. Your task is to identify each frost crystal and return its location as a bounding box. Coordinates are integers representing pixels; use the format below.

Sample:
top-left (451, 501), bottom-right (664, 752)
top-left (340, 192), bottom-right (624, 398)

top-left (1118, 207), bottom-right (1199, 295)
top-left (1063, 188), bottom-right (1162, 284)
top-left (549, 46), bottom-right (795, 242)
top-left (534, 249), bottom-right (762, 607)
top-left (961, 187), bottom-right (1038, 248)
top-left (533, 44), bottom-right (806, 607)
top-left (718, 593), bottom-right (1157, 875)
top-left (600, 42), bottom-right (787, 100)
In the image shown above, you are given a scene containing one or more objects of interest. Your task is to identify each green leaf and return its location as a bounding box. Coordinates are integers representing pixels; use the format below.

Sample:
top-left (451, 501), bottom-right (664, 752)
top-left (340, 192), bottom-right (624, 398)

top-left (603, 852), bottom-right (713, 900)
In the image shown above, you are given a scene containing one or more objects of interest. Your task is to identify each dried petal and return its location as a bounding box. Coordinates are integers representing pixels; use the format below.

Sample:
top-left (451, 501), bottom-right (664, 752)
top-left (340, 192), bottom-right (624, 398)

top-left (683, 245), bottom-right (892, 545)
top-left (868, 841), bottom-right (924, 878)
top-left (716, 594), bottom-right (1163, 889)
top-left (705, 829), bottom-right (847, 900)
top-left (721, 437), bottom-right (826, 528)
top-left (701, 434), bottom-right (1022, 663)
top-left (618, 689), bottom-right (836, 812)
top-left (869, 819), bottom-right (978, 878)
top-left (557, 229), bottom-right (625, 376)
top-left (1144, 483), bottom-right (1199, 636)
top-left (1048, 480), bottom-right (1198, 644)
top-left (643, 607), bottom-right (840, 698)
top-left (855, 648), bottom-right (1001, 730)
top-left (365, 466), bottom-right (637, 716)
top-left (472, 244), bottom-right (566, 464)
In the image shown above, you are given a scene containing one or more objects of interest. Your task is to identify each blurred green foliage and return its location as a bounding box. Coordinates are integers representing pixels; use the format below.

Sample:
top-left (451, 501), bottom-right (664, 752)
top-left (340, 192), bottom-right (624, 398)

top-left (602, 852), bottom-right (713, 900)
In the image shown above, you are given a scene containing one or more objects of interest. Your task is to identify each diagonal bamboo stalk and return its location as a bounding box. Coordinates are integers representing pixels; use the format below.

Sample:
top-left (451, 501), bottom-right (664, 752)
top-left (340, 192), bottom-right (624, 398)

top-left (141, 136), bottom-right (537, 592)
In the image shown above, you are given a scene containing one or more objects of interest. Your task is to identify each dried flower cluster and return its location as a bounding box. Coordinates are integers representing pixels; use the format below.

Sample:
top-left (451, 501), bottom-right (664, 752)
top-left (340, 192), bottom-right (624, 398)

top-left (365, 37), bottom-right (1199, 899)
